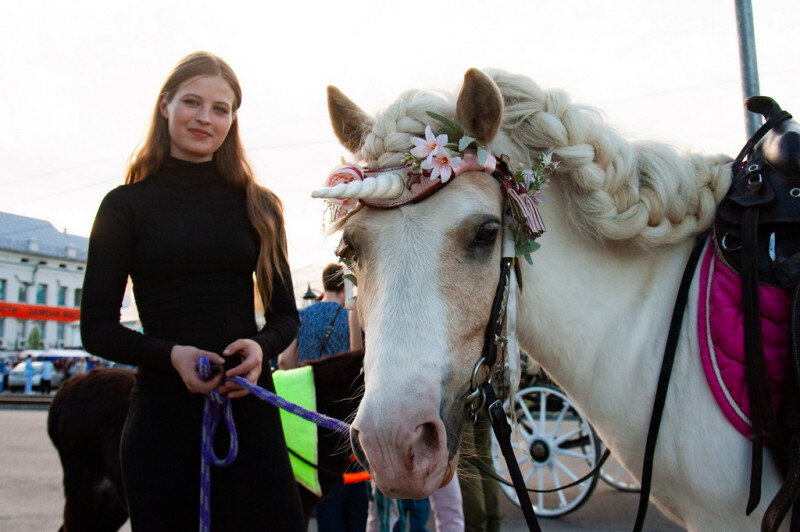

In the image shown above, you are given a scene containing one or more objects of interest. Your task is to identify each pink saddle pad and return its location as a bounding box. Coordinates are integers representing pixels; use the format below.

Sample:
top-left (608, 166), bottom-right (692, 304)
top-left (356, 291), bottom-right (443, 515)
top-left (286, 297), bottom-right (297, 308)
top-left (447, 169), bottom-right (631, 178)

top-left (697, 241), bottom-right (792, 440)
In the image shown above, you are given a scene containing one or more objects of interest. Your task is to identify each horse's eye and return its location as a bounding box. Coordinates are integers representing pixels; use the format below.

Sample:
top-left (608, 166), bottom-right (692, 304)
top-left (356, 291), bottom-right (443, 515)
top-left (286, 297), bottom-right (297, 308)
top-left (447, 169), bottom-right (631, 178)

top-left (471, 222), bottom-right (500, 248)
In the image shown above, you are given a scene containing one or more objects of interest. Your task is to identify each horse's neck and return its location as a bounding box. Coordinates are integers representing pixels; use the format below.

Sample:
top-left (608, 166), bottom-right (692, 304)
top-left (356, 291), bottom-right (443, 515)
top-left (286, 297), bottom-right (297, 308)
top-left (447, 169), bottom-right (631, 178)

top-left (516, 185), bottom-right (696, 440)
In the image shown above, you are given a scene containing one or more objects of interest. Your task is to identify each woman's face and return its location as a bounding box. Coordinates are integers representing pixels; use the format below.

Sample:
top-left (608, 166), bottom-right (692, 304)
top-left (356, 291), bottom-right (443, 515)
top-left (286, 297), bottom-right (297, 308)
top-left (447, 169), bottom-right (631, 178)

top-left (159, 75), bottom-right (236, 163)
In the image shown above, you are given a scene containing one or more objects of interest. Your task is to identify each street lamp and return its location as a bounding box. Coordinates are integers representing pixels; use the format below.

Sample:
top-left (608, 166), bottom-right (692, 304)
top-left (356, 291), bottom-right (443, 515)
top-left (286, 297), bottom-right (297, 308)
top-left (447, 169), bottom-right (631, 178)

top-left (302, 283), bottom-right (317, 308)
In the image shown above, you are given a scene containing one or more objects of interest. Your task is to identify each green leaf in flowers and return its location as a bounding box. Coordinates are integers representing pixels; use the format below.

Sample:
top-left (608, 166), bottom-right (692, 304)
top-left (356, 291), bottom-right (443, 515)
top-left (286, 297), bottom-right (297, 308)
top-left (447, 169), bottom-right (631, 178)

top-left (338, 257), bottom-right (358, 286)
top-left (477, 147), bottom-right (488, 165)
top-left (458, 136), bottom-right (476, 152)
top-left (426, 111), bottom-right (464, 140)
top-left (515, 239), bottom-right (541, 259)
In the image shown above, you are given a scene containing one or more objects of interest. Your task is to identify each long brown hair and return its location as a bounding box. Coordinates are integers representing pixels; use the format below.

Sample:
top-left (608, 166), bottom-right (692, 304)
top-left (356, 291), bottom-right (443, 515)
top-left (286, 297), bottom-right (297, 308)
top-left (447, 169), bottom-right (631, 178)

top-left (127, 51), bottom-right (289, 311)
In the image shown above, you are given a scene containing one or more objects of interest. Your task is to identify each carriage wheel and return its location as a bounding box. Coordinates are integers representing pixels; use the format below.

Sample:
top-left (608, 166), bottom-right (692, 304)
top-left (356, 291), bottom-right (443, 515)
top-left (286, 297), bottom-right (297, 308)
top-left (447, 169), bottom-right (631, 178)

top-left (490, 384), bottom-right (601, 517)
top-left (597, 443), bottom-right (640, 492)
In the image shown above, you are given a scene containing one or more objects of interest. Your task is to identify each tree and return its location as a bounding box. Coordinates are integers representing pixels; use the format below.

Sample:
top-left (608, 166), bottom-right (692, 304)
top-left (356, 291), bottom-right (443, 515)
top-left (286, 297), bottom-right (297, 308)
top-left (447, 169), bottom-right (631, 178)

top-left (26, 326), bottom-right (44, 349)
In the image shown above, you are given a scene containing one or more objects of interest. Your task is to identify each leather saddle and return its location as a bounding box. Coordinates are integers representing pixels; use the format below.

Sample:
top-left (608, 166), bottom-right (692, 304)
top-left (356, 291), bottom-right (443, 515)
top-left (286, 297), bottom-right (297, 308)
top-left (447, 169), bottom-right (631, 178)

top-left (713, 96), bottom-right (800, 532)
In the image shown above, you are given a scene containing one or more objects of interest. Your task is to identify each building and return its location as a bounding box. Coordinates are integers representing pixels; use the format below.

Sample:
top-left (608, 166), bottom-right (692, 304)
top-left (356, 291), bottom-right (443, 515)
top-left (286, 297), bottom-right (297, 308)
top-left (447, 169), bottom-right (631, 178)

top-left (0, 211), bottom-right (89, 353)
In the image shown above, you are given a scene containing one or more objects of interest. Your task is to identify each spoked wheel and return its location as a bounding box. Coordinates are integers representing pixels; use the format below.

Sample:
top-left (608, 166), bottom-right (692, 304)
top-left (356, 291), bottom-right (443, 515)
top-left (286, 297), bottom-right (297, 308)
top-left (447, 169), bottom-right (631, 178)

top-left (598, 443), bottom-right (640, 492)
top-left (490, 384), bottom-right (601, 517)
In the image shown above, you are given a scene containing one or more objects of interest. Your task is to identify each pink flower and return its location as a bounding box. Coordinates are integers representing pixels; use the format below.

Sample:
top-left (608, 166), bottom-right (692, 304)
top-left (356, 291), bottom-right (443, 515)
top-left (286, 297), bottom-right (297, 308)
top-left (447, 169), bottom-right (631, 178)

top-left (421, 148), bottom-right (462, 182)
top-left (410, 126), bottom-right (448, 160)
top-left (483, 152), bottom-right (497, 172)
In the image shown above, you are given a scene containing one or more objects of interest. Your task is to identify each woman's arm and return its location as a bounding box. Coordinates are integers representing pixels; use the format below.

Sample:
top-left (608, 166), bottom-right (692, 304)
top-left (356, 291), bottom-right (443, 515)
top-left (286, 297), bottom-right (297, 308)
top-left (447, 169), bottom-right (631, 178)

top-left (248, 262), bottom-right (300, 362)
top-left (349, 304), bottom-right (363, 350)
top-left (80, 189), bottom-right (177, 370)
top-left (276, 339), bottom-right (299, 370)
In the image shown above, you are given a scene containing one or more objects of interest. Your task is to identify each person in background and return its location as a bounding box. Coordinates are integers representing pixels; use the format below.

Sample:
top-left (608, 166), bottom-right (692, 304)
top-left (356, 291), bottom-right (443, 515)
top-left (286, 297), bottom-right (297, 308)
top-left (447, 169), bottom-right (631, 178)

top-left (278, 263), bottom-right (368, 531)
top-left (40, 359), bottom-right (54, 395)
top-left (0, 358), bottom-right (6, 392)
top-left (23, 355), bottom-right (34, 394)
top-left (72, 357), bottom-right (88, 376)
top-left (80, 51), bottom-right (304, 530)
top-left (278, 263), bottom-right (350, 369)
top-left (459, 411), bottom-right (502, 532)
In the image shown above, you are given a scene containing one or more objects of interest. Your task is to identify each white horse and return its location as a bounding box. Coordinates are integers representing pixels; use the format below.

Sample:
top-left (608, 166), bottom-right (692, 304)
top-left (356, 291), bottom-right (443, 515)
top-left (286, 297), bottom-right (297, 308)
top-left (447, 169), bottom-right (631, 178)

top-left (319, 68), bottom-right (785, 530)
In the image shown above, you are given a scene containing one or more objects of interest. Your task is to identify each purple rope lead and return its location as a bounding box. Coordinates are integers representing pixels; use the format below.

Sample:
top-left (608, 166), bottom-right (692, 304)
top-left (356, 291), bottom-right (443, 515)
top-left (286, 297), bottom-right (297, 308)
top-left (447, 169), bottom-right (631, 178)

top-left (196, 355), bottom-right (352, 531)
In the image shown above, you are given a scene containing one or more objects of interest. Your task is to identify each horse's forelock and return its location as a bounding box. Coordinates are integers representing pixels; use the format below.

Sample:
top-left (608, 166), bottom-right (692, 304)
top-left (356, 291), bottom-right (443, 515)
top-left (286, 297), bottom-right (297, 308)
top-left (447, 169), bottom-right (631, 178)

top-left (355, 90), bottom-right (454, 168)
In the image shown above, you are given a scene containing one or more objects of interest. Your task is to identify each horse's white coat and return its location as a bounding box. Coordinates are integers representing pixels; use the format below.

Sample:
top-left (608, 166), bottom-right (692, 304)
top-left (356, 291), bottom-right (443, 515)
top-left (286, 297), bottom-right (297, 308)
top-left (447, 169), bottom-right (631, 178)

top-left (518, 180), bottom-right (784, 530)
top-left (329, 70), bottom-right (786, 530)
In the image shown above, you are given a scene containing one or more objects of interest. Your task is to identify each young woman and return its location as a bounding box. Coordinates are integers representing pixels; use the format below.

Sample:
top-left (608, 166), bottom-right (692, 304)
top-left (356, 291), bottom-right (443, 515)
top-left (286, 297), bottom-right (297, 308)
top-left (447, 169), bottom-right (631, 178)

top-left (80, 51), bottom-right (305, 530)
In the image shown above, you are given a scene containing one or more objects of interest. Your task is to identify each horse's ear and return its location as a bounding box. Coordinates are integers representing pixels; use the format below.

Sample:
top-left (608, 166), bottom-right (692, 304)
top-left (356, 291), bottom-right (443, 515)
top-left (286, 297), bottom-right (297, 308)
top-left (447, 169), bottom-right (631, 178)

top-left (455, 69), bottom-right (503, 145)
top-left (327, 86), bottom-right (374, 154)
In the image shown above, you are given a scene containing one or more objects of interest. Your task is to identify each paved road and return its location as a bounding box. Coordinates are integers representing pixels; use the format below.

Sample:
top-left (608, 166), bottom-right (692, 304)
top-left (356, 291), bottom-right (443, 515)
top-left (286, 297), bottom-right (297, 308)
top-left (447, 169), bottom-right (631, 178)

top-left (0, 407), bottom-right (683, 531)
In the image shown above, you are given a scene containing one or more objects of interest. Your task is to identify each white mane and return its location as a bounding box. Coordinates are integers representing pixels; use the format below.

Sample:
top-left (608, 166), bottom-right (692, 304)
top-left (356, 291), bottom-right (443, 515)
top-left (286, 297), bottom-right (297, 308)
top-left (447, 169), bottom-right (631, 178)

top-left (352, 70), bottom-right (734, 248)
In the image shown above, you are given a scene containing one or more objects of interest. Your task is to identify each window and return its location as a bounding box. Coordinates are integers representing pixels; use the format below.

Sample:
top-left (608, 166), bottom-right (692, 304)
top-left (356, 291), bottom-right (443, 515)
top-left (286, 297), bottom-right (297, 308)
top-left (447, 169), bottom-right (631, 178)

top-left (0, 279), bottom-right (5, 300)
top-left (58, 286), bottom-right (67, 306)
top-left (73, 288), bottom-right (83, 308)
top-left (0, 318), bottom-right (4, 338)
top-left (36, 283), bottom-right (48, 305)
top-left (57, 322), bottom-right (65, 342)
top-left (18, 285), bottom-right (27, 303)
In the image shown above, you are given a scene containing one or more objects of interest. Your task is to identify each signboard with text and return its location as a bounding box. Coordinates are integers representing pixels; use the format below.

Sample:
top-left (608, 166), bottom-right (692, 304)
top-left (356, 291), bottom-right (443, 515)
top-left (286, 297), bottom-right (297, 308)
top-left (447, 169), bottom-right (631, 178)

top-left (0, 302), bottom-right (80, 322)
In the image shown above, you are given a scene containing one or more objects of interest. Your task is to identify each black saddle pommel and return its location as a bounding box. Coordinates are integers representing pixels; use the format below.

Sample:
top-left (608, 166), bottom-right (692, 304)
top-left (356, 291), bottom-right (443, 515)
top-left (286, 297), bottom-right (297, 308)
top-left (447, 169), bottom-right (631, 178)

top-left (744, 96), bottom-right (799, 178)
top-left (746, 96), bottom-right (784, 121)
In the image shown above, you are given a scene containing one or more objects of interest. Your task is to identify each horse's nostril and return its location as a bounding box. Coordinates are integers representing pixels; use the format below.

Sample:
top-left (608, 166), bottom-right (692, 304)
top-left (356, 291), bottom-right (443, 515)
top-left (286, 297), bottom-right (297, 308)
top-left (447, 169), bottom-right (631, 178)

top-left (413, 422), bottom-right (441, 462)
top-left (419, 422), bottom-right (439, 449)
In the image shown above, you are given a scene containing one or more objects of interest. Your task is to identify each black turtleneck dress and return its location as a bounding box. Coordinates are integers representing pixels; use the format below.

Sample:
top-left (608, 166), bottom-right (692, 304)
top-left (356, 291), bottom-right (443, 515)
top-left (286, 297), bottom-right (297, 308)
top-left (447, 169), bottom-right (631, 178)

top-left (80, 157), bottom-right (305, 531)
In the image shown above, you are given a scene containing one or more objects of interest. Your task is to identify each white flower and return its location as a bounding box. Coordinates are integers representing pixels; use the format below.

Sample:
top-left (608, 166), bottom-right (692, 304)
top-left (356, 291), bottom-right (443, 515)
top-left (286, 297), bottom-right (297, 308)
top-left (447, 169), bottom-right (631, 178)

top-left (420, 148), bottom-right (462, 182)
top-left (410, 126), bottom-right (449, 160)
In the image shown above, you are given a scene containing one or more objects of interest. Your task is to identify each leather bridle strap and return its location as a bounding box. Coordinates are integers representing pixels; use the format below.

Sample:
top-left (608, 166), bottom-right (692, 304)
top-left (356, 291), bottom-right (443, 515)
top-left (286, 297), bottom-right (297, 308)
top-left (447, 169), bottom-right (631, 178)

top-left (469, 254), bottom-right (542, 532)
top-left (481, 256), bottom-right (513, 369)
top-left (482, 381), bottom-right (541, 532)
top-left (633, 234), bottom-right (707, 532)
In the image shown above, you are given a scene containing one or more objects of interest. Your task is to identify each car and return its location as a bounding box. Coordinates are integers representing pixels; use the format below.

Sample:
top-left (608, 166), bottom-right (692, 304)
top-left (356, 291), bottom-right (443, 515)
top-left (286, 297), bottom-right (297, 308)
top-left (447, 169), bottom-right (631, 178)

top-left (7, 361), bottom-right (65, 392)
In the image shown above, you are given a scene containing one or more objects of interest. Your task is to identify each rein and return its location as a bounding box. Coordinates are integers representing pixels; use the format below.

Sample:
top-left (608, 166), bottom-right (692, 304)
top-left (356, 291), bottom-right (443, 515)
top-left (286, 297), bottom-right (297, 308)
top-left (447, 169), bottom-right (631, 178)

top-left (632, 233), bottom-right (708, 532)
top-left (195, 356), bottom-right (350, 532)
top-left (466, 448), bottom-right (612, 494)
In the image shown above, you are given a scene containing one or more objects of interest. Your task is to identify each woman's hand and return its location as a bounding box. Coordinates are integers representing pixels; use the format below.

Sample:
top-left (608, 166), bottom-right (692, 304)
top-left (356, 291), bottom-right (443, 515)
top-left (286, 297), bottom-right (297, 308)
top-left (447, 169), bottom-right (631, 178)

top-left (170, 345), bottom-right (225, 393)
top-left (217, 339), bottom-right (263, 399)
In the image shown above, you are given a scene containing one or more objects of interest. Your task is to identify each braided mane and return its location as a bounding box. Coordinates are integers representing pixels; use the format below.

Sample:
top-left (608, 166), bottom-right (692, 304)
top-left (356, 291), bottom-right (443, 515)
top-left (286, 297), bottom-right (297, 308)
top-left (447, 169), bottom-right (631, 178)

top-left (351, 70), bottom-right (733, 248)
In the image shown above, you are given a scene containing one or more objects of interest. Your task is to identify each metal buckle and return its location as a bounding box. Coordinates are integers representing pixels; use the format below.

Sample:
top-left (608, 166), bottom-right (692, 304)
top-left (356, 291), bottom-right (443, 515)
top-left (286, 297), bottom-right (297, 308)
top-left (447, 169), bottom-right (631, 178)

top-left (720, 232), bottom-right (742, 252)
top-left (747, 173), bottom-right (763, 186)
top-left (465, 386), bottom-right (486, 423)
top-left (466, 357), bottom-right (490, 423)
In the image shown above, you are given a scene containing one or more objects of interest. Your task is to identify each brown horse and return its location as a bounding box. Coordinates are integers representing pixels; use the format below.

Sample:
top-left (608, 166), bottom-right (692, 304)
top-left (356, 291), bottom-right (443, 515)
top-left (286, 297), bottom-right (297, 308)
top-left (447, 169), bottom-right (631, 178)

top-left (47, 349), bottom-right (365, 531)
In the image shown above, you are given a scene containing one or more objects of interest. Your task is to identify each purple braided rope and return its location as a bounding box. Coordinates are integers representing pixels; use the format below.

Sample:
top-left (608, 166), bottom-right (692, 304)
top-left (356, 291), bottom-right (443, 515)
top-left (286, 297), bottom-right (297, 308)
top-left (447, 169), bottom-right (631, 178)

top-left (228, 375), bottom-right (351, 435)
top-left (198, 356), bottom-right (238, 532)
top-left (195, 356), bottom-right (352, 531)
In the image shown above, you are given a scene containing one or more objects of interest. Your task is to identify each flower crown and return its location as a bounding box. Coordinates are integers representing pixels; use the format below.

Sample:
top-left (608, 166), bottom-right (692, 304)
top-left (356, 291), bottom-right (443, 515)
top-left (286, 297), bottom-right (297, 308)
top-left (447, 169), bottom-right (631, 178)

top-left (313, 112), bottom-right (558, 266)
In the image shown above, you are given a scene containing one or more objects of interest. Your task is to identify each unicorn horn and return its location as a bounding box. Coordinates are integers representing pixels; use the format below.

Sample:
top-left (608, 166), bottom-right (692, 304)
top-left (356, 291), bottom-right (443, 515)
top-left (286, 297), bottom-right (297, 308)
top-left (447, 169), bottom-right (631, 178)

top-left (312, 172), bottom-right (404, 200)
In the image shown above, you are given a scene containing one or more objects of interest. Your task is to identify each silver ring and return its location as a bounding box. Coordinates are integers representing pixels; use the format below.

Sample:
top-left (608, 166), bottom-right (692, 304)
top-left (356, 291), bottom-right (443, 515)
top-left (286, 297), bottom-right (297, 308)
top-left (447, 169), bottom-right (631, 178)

top-left (747, 173), bottom-right (763, 185)
top-left (720, 233), bottom-right (742, 252)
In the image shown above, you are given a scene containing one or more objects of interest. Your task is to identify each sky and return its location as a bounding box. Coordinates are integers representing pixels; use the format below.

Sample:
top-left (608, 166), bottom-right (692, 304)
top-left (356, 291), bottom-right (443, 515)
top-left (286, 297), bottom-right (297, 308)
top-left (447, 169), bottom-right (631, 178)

top-left (1, 0), bottom-right (799, 290)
